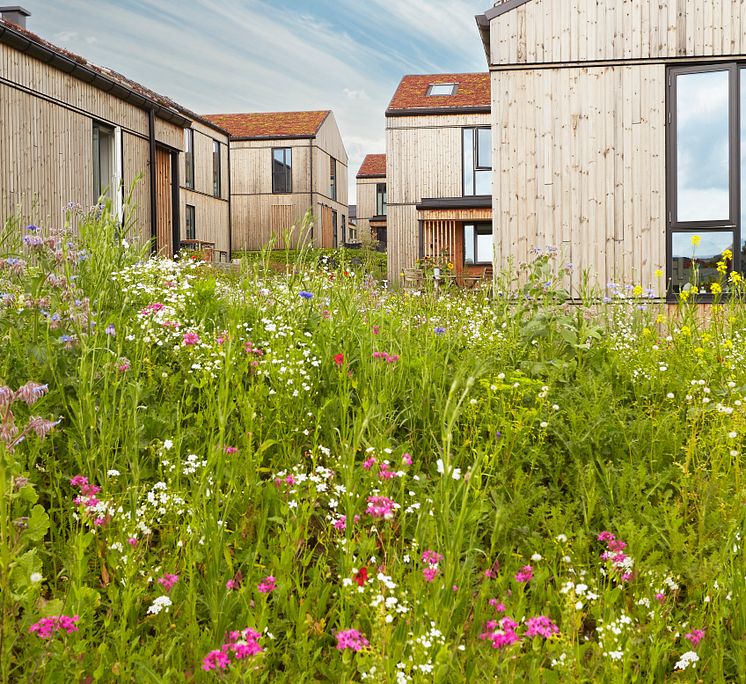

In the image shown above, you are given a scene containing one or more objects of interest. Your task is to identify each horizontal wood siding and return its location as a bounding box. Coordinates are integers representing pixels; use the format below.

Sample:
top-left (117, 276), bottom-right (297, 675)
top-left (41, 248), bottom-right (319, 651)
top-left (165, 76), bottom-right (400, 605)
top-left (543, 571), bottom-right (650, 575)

top-left (386, 112), bottom-right (491, 284)
top-left (490, 0), bottom-right (746, 66)
top-left (492, 65), bottom-right (666, 293)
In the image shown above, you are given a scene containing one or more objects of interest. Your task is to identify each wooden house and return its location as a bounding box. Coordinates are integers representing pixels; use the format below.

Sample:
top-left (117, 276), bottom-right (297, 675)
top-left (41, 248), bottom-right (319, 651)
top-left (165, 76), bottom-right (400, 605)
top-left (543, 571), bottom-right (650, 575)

top-left (0, 7), bottom-right (231, 260)
top-left (356, 154), bottom-right (387, 250)
top-left (385, 73), bottom-right (492, 285)
top-left (477, 0), bottom-right (746, 297)
top-left (203, 111), bottom-right (349, 251)
top-left (347, 204), bottom-right (358, 244)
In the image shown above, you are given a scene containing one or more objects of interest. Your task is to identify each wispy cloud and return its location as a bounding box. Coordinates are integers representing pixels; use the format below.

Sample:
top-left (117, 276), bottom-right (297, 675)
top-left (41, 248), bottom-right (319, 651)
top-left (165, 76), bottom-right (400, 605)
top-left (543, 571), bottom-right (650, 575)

top-left (20, 0), bottom-right (489, 200)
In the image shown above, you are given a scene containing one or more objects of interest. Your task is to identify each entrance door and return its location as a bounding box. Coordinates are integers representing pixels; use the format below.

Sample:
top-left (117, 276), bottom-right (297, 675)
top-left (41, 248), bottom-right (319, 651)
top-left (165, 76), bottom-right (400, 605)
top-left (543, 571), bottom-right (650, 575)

top-left (155, 147), bottom-right (173, 257)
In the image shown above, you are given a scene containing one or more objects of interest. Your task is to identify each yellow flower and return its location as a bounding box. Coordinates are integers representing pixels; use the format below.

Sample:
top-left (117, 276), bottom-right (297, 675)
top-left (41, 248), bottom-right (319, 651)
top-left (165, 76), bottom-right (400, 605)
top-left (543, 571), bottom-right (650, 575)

top-left (633, 285), bottom-right (643, 297)
top-left (447, 262), bottom-right (454, 271)
top-left (691, 235), bottom-right (701, 247)
top-left (729, 316), bottom-right (737, 324)
top-left (717, 261), bottom-right (727, 274)
top-left (729, 271), bottom-right (742, 285)
top-left (680, 325), bottom-right (691, 336)
top-left (694, 347), bottom-right (704, 355)
top-left (724, 339), bottom-right (734, 349)
top-left (722, 248), bottom-right (733, 261)
top-left (654, 269), bottom-right (663, 279)
top-left (711, 282), bottom-right (723, 295)
top-left (656, 314), bottom-right (665, 324)
top-left (679, 290), bottom-right (690, 302)
top-left (642, 328), bottom-right (651, 336)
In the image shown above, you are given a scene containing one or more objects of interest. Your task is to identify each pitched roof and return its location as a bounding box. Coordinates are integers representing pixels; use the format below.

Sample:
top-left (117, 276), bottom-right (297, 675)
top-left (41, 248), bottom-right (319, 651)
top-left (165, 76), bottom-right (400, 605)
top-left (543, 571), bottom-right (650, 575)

top-left (386, 73), bottom-right (491, 116)
top-left (202, 111), bottom-right (331, 140)
top-left (0, 18), bottom-right (227, 134)
top-left (357, 154), bottom-right (386, 179)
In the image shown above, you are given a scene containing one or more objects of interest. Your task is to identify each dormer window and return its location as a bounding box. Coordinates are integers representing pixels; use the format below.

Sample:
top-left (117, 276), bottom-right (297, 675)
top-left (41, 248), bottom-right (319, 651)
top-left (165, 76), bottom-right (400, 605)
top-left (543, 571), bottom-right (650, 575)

top-left (427, 83), bottom-right (457, 96)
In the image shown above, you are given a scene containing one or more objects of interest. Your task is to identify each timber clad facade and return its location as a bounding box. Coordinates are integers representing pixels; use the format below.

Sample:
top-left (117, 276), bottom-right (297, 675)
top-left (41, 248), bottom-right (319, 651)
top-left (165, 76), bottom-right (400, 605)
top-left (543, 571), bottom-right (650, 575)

top-left (479, 0), bottom-right (746, 297)
top-left (204, 111), bottom-right (349, 251)
top-left (386, 73), bottom-right (492, 285)
top-left (356, 154), bottom-right (387, 250)
top-left (0, 9), bottom-right (231, 260)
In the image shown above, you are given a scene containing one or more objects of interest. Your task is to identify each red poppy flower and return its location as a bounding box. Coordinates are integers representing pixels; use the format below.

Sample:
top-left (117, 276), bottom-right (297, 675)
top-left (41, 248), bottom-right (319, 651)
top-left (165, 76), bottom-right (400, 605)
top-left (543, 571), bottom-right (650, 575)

top-left (334, 353), bottom-right (345, 366)
top-left (353, 567), bottom-right (368, 587)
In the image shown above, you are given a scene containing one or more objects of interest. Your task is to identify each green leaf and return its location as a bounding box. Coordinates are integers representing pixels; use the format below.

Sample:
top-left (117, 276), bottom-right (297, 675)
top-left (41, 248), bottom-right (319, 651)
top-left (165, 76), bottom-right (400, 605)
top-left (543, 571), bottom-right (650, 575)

top-left (23, 504), bottom-right (49, 542)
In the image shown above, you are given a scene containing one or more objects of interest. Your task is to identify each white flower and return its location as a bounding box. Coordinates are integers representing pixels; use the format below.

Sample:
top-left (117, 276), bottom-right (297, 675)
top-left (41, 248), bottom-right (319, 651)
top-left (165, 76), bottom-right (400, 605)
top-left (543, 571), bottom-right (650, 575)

top-left (163, 439), bottom-right (173, 450)
top-left (436, 459), bottom-right (444, 474)
top-left (556, 534), bottom-right (568, 543)
top-left (107, 469), bottom-right (120, 477)
top-left (531, 553), bottom-right (542, 561)
top-left (147, 596), bottom-right (172, 615)
top-left (30, 572), bottom-right (43, 584)
top-left (674, 651), bottom-right (699, 671)
top-left (452, 468), bottom-right (461, 480)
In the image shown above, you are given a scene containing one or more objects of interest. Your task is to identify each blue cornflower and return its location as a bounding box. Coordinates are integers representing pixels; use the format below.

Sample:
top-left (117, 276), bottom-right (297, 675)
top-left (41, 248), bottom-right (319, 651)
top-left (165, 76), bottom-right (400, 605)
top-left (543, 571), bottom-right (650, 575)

top-left (434, 326), bottom-right (446, 335)
top-left (299, 291), bottom-right (314, 300)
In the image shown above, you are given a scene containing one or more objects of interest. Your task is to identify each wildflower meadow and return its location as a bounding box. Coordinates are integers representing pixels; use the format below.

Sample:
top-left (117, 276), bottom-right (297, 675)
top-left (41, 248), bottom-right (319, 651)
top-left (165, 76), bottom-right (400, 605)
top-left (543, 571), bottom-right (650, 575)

top-left (0, 207), bottom-right (744, 682)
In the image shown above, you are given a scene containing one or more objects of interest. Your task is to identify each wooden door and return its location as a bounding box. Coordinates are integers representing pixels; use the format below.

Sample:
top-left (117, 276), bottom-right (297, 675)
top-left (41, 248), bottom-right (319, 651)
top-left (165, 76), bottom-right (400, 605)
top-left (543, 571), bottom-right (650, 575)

top-left (155, 147), bottom-right (173, 257)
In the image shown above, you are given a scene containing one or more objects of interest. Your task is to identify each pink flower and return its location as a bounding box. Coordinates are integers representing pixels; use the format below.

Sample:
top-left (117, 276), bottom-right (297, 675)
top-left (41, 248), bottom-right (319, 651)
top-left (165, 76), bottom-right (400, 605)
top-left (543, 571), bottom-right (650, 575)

top-left (362, 457), bottom-right (377, 470)
top-left (597, 531), bottom-right (616, 542)
top-left (70, 475), bottom-right (89, 488)
top-left (28, 615), bottom-right (79, 639)
top-left (158, 574), bottom-right (179, 592)
top-left (202, 649), bottom-right (231, 671)
top-left (421, 550), bottom-right (443, 566)
top-left (608, 539), bottom-right (627, 552)
top-left (402, 452), bottom-right (412, 466)
top-left (525, 615), bottom-right (560, 639)
top-left (372, 325), bottom-right (380, 335)
top-left (257, 576), bottom-right (276, 594)
top-left (479, 617), bottom-right (521, 650)
top-left (488, 599), bottom-right (506, 613)
top-left (685, 629), bottom-right (705, 648)
top-left (335, 629), bottom-right (369, 652)
top-left (365, 496), bottom-right (398, 519)
top-left (202, 627), bottom-right (262, 671)
top-left (182, 332), bottom-right (200, 346)
top-left (226, 571), bottom-right (243, 591)
top-left (224, 446), bottom-right (238, 454)
top-left (452, 585), bottom-right (459, 592)
top-left (655, 593), bottom-right (665, 602)
top-left (127, 537), bottom-right (138, 547)
top-left (514, 566), bottom-right (533, 583)
top-left (423, 567), bottom-right (439, 583)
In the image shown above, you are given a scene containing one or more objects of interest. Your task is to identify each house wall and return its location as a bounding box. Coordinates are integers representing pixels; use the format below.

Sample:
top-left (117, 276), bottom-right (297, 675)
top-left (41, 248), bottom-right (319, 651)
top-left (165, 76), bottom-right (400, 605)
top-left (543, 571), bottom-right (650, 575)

top-left (229, 113), bottom-right (348, 251)
top-left (491, 64), bottom-right (666, 292)
top-left (179, 120), bottom-right (230, 257)
top-left (490, 0), bottom-right (746, 66)
top-left (356, 176), bottom-right (384, 240)
top-left (0, 41), bottom-right (184, 245)
top-left (386, 112), bottom-right (491, 283)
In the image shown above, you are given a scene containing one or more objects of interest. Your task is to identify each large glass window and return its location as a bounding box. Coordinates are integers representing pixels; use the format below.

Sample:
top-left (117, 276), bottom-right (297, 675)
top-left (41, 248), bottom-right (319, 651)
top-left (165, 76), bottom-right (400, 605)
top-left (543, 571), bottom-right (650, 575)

top-left (376, 183), bottom-right (387, 216)
top-left (668, 65), bottom-right (740, 294)
top-left (184, 129), bottom-right (195, 190)
top-left (272, 147), bottom-right (292, 194)
top-left (93, 122), bottom-right (115, 200)
top-left (463, 127), bottom-right (491, 196)
top-left (464, 223), bottom-right (493, 265)
top-left (212, 140), bottom-right (221, 197)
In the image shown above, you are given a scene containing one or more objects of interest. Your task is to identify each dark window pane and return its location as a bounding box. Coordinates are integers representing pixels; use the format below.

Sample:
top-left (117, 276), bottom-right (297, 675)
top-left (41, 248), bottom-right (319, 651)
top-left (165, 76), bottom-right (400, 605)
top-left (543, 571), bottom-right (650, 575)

top-left (376, 183), bottom-right (387, 216)
top-left (213, 140), bottom-right (221, 197)
top-left (186, 205), bottom-right (196, 240)
top-left (185, 129), bottom-right (194, 189)
top-left (671, 231), bottom-right (732, 290)
top-left (676, 70), bottom-right (730, 222)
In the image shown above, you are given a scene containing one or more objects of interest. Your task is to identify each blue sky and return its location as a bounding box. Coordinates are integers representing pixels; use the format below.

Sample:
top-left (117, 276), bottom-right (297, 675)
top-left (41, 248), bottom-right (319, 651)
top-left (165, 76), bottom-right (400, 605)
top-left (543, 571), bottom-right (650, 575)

top-left (20, 0), bottom-right (492, 202)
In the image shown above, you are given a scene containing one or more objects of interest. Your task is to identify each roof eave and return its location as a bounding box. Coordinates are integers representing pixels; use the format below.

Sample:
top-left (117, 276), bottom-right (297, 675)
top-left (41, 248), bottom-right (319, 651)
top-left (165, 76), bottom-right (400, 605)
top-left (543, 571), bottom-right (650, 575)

top-left (476, 14), bottom-right (491, 64)
top-left (229, 134), bottom-right (316, 142)
top-left (385, 105), bottom-right (491, 118)
top-left (356, 173), bottom-right (387, 180)
top-left (484, 0), bottom-right (533, 21)
top-left (0, 22), bottom-right (191, 127)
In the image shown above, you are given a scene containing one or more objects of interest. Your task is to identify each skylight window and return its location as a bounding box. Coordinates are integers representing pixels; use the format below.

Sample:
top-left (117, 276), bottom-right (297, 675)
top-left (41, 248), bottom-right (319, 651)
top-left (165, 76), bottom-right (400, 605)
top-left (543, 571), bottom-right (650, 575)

top-left (427, 83), bottom-right (457, 96)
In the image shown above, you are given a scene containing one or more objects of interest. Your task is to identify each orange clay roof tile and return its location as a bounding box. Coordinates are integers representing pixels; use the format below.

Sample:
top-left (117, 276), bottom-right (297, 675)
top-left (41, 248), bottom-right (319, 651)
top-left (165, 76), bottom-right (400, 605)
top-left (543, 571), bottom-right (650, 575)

top-left (387, 73), bottom-right (491, 114)
top-left (202, 111), bottom-right (331, 139)
top-left (357, 154), bottom-right (386, 178)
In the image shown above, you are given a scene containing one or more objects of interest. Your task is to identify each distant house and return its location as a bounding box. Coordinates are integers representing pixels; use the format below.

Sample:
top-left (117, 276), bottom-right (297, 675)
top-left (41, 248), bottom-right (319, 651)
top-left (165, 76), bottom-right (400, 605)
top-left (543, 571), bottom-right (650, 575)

top-left (203, 111), bottom-right (349, 251)
top-left (0, 6), bottom-right (231, 260)
top-left (385, 73), bottom-right (492, 285)
top-left (347, 204), bottom-right (358, 243)
top-left (356, 154), bottom-right (387, 251)
top-left (477, 0), bottom-right (746, 296)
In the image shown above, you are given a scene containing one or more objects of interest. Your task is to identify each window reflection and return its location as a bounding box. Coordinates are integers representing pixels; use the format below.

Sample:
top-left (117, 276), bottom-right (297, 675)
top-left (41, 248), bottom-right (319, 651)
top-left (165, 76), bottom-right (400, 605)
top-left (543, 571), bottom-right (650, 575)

top-left (671, 231), bottom-right (732, 290)
top-left (676, 70), bottom-right (730, 222)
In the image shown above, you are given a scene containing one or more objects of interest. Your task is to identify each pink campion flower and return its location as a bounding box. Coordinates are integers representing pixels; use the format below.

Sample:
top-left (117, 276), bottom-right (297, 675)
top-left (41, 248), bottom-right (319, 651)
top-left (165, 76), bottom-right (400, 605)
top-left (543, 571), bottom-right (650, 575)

top-left (202, 650), bottom-right (231, 671)
top-left (685, 629), bottom-right (705, 649)
top-left (158, 574), bottom-right (179, 592)
top-left (372, 325), bottom-right (380, 335)
top-left (117, 359), bottom-right (130, 373)
top-left (479, 617), bottom-right (521, 650)
top-left (525, 615), bottom-right (560, 639)
top-left (224, 446), bottom-right (238, 455)
top-left (597, 531), bottom-right (616, 542)
top-left (28, 615), bottom-right (79, 639)
top-left (362, 457), bottom-right (377, 470)
top-left (335, 629), bottom-right (370, 652)
top-left (226, 571), bottom-right (243, 591)
top-left (655, 593), bottom-right (666, 602)
top-left (421, 550), bottom-right (443, 566)
top-left (402, 452), bottom-right (412, 466)
top-left (378, 463), bottom-right (396, 480)
top-left (488, 599), bottom-right (506, 613)
top-left (257, 576), bottom-right (276, 594)
top-left (621, 572), bottom-right (633, 582)
top-left (423, 567), bottom-right (439, 583)
top-left (452, 585), bottom-right (459, 592)
top-left (608, 539), bottom-right (627, 552)
top-left (333, 515), bottom-right (347, 531)
top-left (365, 496), bottom-right (398, 519)
top-left (127, 537), bottom-right (138, 547)
top-left (514, 566), bottom-right (533, 583)
top-left (182, 332), bottom-right (200, 346)
top-left (70, 475), bottom-right (89, 488)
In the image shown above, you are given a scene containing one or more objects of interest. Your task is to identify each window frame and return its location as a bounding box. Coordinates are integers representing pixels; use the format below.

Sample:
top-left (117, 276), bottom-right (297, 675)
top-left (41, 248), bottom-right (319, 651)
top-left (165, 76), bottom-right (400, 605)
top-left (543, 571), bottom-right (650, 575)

top-left (463, 222), bottom-right (493, 266)
top-left (185, 204), bottom-right (196, 240)
top-left (666, 63), bottom-right (742, 297)
top-left (427, 83), bottom-right (458, 96)
top-left (212, 139), bottom-right (221, 197)
top-left (376, 183), bottom-right (387, 216)
top-left (272, 147), bottom-right (293, 194)
top-left (330, 156), bottom-right (337, 201)
top-left (462, 127), bottom-right (492, 197)
top-left (184, 129), bottom-right (195, 190)
top-left (93, 121), bottom-right (115, 201)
